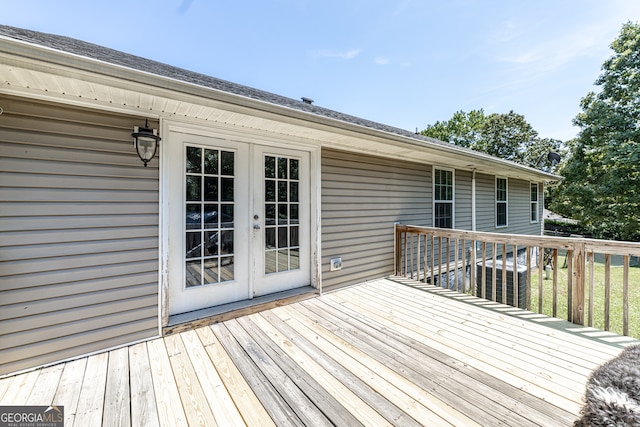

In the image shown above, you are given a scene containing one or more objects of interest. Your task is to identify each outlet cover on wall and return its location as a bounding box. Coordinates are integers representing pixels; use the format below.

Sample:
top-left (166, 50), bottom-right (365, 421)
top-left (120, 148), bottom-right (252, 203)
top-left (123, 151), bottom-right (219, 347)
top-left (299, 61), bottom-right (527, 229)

top-left (330, 258), bottom-right (343, 271)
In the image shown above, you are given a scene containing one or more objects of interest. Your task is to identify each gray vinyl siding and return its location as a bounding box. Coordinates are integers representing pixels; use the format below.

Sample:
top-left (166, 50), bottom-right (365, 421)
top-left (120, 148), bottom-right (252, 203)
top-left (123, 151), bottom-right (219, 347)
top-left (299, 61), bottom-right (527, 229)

top-left (321, 149), bottom-right (431, 290)
top-left (454, 169), bottom-right (472, 230)
top-left (475, 172), bottom-right (542, 236)
top-left (0, 97), bottom-right (159, 375)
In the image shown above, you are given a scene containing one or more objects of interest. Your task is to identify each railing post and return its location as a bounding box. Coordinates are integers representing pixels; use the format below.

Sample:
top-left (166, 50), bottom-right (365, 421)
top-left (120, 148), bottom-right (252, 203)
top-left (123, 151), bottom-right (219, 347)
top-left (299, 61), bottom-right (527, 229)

top-left (572, 242), bottom-right (586, 325)
top-left (394, 223), bottom-right (401, 275)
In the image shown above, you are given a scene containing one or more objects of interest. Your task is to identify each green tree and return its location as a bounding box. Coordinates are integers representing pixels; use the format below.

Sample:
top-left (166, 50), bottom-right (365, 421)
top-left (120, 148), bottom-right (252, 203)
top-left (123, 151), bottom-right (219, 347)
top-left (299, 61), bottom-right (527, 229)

top-left (422, 109), bottom-right (486, 148)
top-left (475, 111), bottom-right (538, 163)
top-left (422, 110), bottom-right (562, 169)
top-left (551, 22), bottom-right (640, 240)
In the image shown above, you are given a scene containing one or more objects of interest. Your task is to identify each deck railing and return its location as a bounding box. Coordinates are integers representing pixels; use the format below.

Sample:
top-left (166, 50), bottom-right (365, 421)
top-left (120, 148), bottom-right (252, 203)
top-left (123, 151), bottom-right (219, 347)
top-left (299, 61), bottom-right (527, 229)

top-left (394, 224), bottom-right (640, 336)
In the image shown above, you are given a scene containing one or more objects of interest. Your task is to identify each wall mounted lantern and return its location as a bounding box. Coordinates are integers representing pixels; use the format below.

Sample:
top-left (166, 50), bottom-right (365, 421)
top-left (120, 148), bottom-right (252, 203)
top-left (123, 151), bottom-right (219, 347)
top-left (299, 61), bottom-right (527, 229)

top-left (132, 119), bottom-right (161, 167)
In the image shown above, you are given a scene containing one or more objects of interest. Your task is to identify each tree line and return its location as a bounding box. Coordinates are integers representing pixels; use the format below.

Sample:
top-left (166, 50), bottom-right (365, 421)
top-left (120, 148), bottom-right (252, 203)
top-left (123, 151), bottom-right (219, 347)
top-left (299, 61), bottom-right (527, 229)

top-left (421, 21), bottom-right (640, 242)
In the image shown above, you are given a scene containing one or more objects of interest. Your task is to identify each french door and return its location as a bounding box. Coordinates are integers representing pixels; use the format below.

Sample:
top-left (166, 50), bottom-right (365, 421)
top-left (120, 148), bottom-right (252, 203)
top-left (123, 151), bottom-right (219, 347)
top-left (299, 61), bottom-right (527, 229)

top-left (167, 132), bottom-right (310, 315)
top-left (252, 145), bottom-right (310, 297)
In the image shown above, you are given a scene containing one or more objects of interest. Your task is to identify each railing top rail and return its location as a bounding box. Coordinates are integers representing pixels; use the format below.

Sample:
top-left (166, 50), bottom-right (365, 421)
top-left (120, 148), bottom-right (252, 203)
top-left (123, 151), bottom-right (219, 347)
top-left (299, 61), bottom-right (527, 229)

top-left (395, 224), bottom-right (640, 256)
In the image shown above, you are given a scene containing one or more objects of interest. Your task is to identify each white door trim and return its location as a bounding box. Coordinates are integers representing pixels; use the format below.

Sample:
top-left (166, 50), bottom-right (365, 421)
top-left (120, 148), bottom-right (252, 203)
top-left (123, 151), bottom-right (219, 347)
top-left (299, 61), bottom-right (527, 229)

top-left (159, 120), bottom-right (320, 322)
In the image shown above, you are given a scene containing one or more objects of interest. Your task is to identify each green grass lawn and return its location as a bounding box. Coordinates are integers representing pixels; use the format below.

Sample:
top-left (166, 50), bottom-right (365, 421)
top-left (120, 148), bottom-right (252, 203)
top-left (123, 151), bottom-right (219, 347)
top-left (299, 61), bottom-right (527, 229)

top-left (529, 254), bottom-right (640, 338)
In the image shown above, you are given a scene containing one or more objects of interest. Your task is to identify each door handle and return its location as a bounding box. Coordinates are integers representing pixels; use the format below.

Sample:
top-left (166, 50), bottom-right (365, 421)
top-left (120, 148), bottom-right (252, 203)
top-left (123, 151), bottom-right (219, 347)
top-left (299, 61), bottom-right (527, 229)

top-left (253, 224), bottom-right (261, 230)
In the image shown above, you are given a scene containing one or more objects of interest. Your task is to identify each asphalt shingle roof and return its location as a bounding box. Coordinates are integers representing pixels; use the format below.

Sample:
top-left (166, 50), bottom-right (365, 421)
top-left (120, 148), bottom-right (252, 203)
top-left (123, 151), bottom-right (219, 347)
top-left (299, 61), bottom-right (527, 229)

top-left (0, 24), bottom-right (448, 147)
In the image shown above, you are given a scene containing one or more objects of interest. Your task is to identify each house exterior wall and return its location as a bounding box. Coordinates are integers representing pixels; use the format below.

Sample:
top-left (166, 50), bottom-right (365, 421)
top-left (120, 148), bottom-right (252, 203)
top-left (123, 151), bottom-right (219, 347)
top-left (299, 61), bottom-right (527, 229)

top-left (321, 151), bottom-right (546, 291)
top-left (454, 169), bottom-right (473, 230)
top-left (0, 95), bottom-right (547, 376)
top-left (321, 149), bottom-right (431, 291)
top-left (0, 97), bottom-right (160, 375)
top-left (475, 172), bottom-right (542, 235)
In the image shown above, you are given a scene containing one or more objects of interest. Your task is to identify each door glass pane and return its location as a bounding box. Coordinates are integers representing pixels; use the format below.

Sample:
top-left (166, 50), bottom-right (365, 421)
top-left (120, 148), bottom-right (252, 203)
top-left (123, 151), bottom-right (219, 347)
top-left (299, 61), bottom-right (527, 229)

top-left (278, 249), bottom-right (289, 270)
top-left (220, 230), bottom-right (234, 254)
top-left (204, 149), bottom-right (218, 174)
top-left (290, 159), bottom-right (299, 180)
top-left (265, 228), bottom-right (276, 248)
top-left (220, 256), bottom-right (234, 282)
top-left (221, 178), bottom-right (234, 201)
top-left (221, 151), bottom-right (234, 175)
top-left (265, 156), bottom-right (276, 178)
top-left (265, 204), bottom-right (276, 226)
top-left (265, 181), bottom-right (276, 202)
top-left (185, 145), bottom-right (235, 287)
top-left (186, 232), bottom-right (201, 258)
top-left (290, 226), bottom-right (299, 247)
top-left (278, 227), bottom-right (288, 248)
top-left (203, 204), bottom-right (219, 229)
top-left (290, 182), bottom-right (299, 203)
top-left (221, 204), bottom-right (234, 228)
top-left (278, 181), bottom-right (288, 202)
top-left (290, 248), bottom-right (300, 269)
top-left (186, 176), bottom-right (201, 201)
top-left (204, 177), bottom-right (218, 201)
top-left (265, 251), bottom-right (277, 274)
top-left (186, 204), bottom-right (201, 229)
top-left (278, 204), bottom-right (288, 225)
top-left (278, 157), bottom-right (287, 179)
top-left (264, 154), bottom-right (301, 274)
top-left (186, 260), bottom-right (201, 287)
top-left (186, 147), bottom-right (202, 173)
top-left (203, 259), bottom-right (219, 284)
top-left (204, 231), bottom-right (218, 256)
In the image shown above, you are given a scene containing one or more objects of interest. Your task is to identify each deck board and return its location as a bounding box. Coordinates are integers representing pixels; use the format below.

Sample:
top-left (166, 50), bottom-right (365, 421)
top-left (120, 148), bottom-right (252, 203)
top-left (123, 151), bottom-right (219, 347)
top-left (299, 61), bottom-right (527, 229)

top-left (223, 319), bottom-right (333, 427)
top-left (256, 310), bottom-right (406, 427)
top-left (274, 304), bottom-right (472, 426)
top-left (146, 338), bottom-right (188, 426)
top-left (53, 357), bottom-right (87, 427)
top-left (164, 334), bottom-right (218, 426)
top-left (26, 363), bottom-right (64, 405)
top-left (0, 277), bottom-right (635, 426)
top-left (128, 342), bottom-right (160, 427)
top-left (0, 369), bottom-right (39, 405)
top-left (195, 326), bottom-right (276, 427)
top-left (342, 281), bottom-right (599, 408)
top-left (103, 347), bottom-right (131, 427)
top-left (179, 329), bottom-right (246, 426)
top-left (298, 299), bottom-right (530, 425)
top-left (308, 290), bottom-right (574, 426)
top-left (262, 308), bottom-right (423, 427)
top-left (211, 322), bottom-right (305, 427)
top-left (240, 314), bottom-right (367, 427)
top-left (73, 353), bottom-right (108, 427)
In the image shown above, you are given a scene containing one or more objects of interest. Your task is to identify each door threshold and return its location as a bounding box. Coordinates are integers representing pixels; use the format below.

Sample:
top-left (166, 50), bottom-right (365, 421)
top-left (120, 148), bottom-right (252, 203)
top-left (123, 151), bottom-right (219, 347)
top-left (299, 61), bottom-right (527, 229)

top-left (164, 286), bottom-right (317, 336)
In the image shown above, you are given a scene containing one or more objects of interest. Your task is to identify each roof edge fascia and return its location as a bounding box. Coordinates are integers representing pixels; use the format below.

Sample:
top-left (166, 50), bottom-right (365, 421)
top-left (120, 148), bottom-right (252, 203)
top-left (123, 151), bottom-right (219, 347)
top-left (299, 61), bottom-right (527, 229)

top-left (0, 33), bottom-right (561, 183)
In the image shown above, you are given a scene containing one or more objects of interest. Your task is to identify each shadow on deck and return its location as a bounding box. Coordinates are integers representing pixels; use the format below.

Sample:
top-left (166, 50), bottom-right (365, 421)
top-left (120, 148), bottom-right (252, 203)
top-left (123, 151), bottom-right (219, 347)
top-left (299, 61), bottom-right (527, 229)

top-left (1, 277), bottom-right (636, 426)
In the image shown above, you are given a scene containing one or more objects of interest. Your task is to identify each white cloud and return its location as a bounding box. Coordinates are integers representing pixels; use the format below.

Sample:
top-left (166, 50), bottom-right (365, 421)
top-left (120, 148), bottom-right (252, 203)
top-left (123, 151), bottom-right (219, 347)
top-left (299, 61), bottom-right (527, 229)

top-left (486, 20), bottom-right (525, 44)
top-left (312, 48), bottom-right (362, 59)
top-left (374, 56), bottom-right (390, 65)
top-left (494, 25), bottom-right (608, 69)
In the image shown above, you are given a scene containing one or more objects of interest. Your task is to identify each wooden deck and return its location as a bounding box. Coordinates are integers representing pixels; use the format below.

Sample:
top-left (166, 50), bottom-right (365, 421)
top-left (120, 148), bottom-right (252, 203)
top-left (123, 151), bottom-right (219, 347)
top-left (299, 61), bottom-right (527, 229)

top-left (1, 277), bottom-right (636, 426)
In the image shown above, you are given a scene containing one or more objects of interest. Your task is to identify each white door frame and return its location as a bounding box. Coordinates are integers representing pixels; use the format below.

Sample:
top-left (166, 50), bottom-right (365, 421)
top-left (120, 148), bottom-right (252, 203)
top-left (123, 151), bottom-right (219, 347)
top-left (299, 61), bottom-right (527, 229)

top-left (159, 120), bottom-right (321, 323)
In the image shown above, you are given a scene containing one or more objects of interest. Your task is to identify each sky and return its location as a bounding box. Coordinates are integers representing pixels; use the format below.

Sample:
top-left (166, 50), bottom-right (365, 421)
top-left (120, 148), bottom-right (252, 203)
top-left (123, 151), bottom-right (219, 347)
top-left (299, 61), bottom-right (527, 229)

top-left (3, 0), bottom-right (640, 141)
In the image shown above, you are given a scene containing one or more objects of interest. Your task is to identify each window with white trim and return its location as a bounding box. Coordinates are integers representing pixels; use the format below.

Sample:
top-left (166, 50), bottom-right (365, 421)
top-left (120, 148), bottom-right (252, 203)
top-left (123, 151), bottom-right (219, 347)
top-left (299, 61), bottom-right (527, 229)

top-left (530, 182), bottom-right (539, 223)
top-left (496, 177), bottom-right (508, 228)
top-left (434, 168), bottom-right (454, 228)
